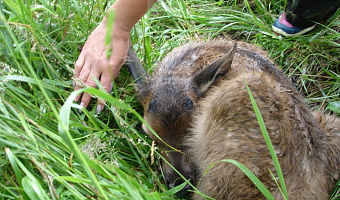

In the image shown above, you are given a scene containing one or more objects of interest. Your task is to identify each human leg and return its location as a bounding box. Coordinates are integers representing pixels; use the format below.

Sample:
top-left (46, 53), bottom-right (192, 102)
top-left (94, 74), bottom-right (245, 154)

top-left (272, 0), bottom-right (340, 36)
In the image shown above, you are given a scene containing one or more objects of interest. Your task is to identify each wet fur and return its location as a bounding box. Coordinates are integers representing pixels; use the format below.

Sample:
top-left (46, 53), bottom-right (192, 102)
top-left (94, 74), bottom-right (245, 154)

top-left (187, 69), bottom-right (340, 199)
top-left (129, 39), bottom-right (340, 199)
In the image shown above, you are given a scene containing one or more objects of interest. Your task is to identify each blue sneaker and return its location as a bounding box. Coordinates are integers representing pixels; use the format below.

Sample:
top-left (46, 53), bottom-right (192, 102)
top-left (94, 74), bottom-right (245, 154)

top-left (272, 12), bottom-right (315, 37)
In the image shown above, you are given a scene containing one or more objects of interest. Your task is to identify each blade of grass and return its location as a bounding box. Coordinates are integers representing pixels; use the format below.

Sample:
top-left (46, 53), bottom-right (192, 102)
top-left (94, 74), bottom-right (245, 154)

top-left (244, 77), bottom-right (288, 199)
top-left (58, 88), bottom-right (109, 200)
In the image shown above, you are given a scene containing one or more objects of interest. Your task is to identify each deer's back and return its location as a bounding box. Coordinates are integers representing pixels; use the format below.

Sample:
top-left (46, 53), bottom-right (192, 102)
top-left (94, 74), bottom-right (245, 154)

top-left (184, 43), bottom-right (340, 199)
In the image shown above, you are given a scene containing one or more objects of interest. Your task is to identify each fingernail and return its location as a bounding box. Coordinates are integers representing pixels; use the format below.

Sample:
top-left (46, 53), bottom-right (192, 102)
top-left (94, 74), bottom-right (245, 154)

top-left (75, 95), bottom-right (80, 102)
top-left (109, 82), bottom-right (113, 93)
top-left (96, 105), bottom-right (102, 115)
top-left (79, 102), bottom-right (84, 113)
top-left (72, 80), bottom-right (75, 87)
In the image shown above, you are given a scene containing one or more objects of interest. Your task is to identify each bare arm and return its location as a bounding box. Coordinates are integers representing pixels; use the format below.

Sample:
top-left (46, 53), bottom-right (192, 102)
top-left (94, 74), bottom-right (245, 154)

top-left (112, 0), bottom-right (157, 31)
top-left (74, 0), bottom-right (157, 114)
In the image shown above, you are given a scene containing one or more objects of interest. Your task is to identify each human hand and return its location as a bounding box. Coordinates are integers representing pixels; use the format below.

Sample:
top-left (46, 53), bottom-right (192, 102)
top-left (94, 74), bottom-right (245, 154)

top-left (74, 19), bottom-right (130, 114)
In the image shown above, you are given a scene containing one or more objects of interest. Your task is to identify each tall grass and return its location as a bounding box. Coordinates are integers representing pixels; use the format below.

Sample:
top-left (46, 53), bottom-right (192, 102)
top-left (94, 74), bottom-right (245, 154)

top-left (0, 0), bottom-right (339, 199)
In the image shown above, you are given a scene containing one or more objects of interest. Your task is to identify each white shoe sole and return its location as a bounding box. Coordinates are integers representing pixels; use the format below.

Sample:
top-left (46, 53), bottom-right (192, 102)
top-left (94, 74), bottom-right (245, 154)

top-left (272, 25), bottom-right (315, 37)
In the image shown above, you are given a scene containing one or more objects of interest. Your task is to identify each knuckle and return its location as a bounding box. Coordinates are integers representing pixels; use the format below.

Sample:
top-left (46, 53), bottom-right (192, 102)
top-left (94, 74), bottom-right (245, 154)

top-left (79, 69), bottom-right (90, 80)
top-left (86, 78), bottom-right (97, 88)
top-left (74, 61), bottom-right (81, 69)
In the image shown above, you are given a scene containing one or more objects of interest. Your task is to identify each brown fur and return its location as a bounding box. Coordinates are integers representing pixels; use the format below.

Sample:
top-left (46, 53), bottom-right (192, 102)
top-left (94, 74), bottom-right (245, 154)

top-left (127, 39), bottom-right (340, 199)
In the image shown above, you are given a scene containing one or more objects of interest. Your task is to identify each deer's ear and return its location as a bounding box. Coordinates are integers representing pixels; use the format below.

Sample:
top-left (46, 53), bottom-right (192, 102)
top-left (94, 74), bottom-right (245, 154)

top-left (191, 42), bottom-right (237, 97)
top-left (126, 45), bottom-right (150, 101)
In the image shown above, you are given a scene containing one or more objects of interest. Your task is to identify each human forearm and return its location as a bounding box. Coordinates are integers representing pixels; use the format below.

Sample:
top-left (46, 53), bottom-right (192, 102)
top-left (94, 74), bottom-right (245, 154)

top-left (107, 0), bottom-right (157, 32)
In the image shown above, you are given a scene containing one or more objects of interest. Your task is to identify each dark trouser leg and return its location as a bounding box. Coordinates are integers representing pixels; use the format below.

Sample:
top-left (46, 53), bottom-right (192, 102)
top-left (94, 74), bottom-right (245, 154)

top-left (285, 0), bottom-right (340, 28)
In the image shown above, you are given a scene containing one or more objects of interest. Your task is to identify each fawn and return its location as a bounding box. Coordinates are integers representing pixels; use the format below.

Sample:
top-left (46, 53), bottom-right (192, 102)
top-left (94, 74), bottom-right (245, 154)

top-left (126, 39), bottom-right (340, 199)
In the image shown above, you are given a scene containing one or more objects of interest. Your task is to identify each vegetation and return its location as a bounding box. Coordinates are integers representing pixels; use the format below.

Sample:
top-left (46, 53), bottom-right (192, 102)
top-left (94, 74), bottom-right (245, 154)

top-left (0, 0), bottom-right (339, 199)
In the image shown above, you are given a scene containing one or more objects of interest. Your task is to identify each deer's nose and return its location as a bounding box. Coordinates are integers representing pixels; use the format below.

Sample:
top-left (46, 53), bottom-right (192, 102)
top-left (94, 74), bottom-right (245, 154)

top-left (166, 174), bottom-right (195, 198)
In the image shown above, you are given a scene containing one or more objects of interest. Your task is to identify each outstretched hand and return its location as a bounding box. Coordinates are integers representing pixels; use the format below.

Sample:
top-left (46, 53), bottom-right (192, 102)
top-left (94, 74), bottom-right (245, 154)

top-left (73, 19), bottom-right (130, 114)
top-left (73, 0), bottom-right (157, 114)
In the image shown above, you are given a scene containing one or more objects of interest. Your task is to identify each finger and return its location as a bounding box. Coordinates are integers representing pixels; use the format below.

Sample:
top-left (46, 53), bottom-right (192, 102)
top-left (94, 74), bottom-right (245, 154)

top-left (95, 58), bottom-right (124, 114)
top-left (96, 74), bottom-right (113, 114)
top-left (80, 91), bottom-right (93, 110)
top-left (74, 85), bottom-right (83, 102)
top-left (74, 53), bottom-right (85, 77)
top-left (73, 52), bottom-right (86, 88)
top-left (80, 70), bottom-right (101, 109)
top-left (78, 62), bottom-right (91, 83)
top-left (73, 62), bottom-right (91, 102)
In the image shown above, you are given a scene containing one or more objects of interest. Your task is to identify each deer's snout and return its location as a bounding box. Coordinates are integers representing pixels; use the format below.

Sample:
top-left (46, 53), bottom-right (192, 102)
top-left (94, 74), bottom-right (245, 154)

top-left (162, 151), bottom-right (196, 198)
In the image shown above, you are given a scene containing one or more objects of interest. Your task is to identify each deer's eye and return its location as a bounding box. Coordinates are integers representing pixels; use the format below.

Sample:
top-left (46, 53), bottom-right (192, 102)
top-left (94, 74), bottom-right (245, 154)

top-left (182, 97), bottom-right (193, 110)
top-left (148, 98), bottom-right (157, 112)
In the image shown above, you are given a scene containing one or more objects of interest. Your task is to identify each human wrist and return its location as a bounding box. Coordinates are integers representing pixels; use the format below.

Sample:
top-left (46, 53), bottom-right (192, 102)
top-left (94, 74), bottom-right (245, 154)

top-left (101, 8), bottom-right (131, 34)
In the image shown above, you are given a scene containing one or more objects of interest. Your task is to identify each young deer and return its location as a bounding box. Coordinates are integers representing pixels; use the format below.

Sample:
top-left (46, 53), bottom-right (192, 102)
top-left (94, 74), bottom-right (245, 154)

top-left (126, 39), bottom-right (340, 199)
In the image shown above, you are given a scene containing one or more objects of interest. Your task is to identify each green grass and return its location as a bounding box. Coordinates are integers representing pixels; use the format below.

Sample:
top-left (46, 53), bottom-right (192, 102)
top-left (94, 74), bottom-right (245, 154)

top-left (0, 0), bottom-right (339, 199)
